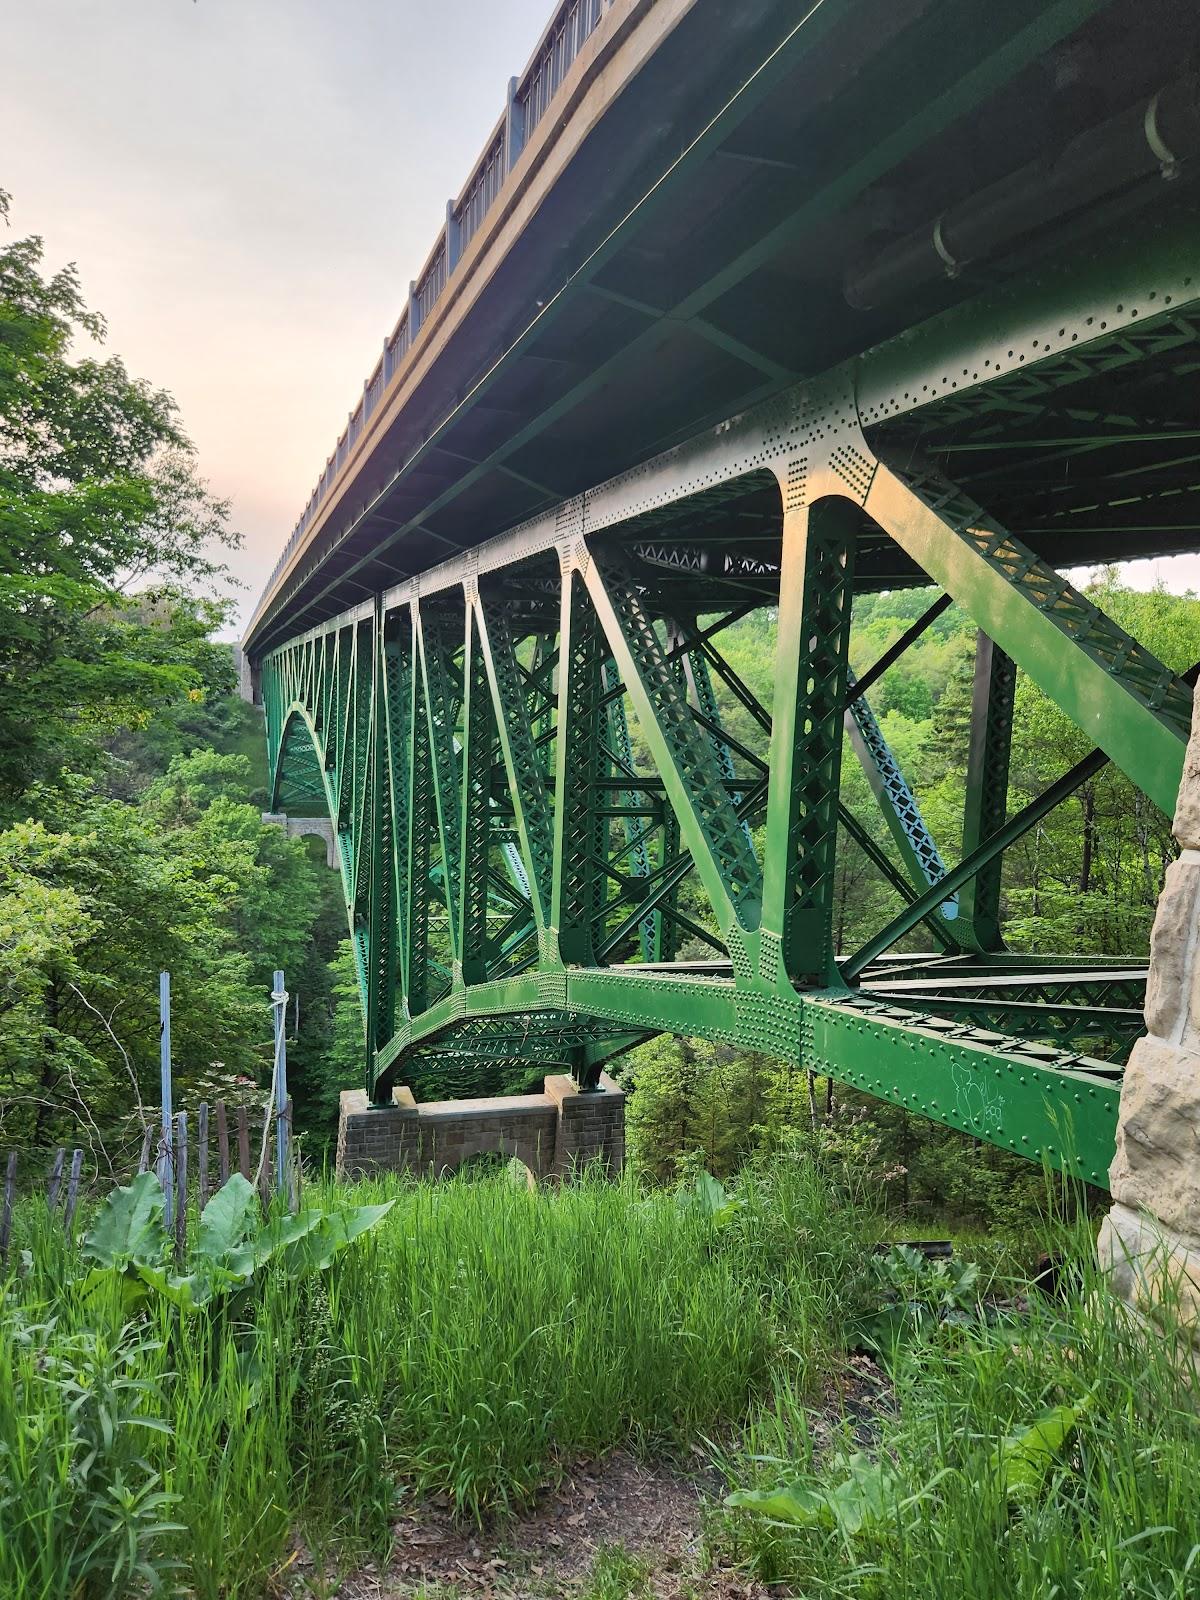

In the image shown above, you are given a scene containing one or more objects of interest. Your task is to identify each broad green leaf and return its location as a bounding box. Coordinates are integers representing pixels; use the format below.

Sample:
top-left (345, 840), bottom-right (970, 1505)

top-left (324, 1201), bottom-right (394, 1248)
top-left (81, 1171), bottom-right (166, 1269)
top-left (824, 1455), bottom-right (902, 1536)
top-left (196, 1174), bottom-right (258, 1264)
top-left (851, 1303), bottom-right (937, 1363)
top-left (725, 1482), bottom-right (826, 1523)
top-left (727, 1454), bottom-right (903, 1538)
top-left (281, 1201), bottom-right (394, 1275)
top-left (249, 1209), bottom-right (324, 1270)
top-left (694, 1169), bottom-right (730, 1217)
top-left (133, 1262), bottom-right (212, 1311)
top-left (991, 1402), bottom-right (1085, 1503)
top-left (678, 1170), bottom-right (740, 1225)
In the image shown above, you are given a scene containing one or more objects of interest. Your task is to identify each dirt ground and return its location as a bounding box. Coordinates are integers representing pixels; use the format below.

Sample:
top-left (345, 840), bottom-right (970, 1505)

top-left (283, 1356), bottom-right (889, 1599)
top-left (285, 1447), bottom-right (763, 1598)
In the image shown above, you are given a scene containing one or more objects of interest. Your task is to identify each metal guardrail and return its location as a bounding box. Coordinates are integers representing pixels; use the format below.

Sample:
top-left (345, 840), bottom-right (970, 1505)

top-left (260, 0), bottom-right (609, 606)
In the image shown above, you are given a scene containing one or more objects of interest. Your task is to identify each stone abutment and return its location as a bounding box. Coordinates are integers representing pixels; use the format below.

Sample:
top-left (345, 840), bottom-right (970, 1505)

top-left (1099, 689), bottom-right (1200, 1347)
top-left (336, 1072), bottom-right (625, 1182)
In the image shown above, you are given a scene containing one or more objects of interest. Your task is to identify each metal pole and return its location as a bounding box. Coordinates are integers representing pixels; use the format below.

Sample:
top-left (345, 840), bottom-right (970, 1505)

top-left (272, 970), bottom-right (288, 1199)
top-left (158, 971), bottom-right (173, 1226)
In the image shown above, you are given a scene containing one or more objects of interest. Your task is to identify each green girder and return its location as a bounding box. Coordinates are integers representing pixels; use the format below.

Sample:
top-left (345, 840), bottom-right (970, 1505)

top-left (257, 215), bottom-right (1200, 1188)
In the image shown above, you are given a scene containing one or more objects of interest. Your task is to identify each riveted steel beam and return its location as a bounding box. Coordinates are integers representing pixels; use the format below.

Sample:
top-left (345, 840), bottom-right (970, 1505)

top-left (959, 633), bottom-right (1016, 951)
top-left (864, 457), bottom-right (1191, 816)
top-left (584, 551), bottom-right (762, 939)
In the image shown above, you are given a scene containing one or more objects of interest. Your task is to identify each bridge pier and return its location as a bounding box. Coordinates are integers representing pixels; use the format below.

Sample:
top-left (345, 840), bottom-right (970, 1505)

top-left (261, 811), bottom-right (338, 870)
top-left (335, 1072), bottom-right (625, 1182)
top-left (1100, 688), bottom-right (1200, 1349)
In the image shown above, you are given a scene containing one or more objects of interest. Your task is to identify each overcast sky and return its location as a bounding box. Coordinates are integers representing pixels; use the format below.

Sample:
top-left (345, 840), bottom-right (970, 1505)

top-left (4, 0), bottom-right (1197, 632)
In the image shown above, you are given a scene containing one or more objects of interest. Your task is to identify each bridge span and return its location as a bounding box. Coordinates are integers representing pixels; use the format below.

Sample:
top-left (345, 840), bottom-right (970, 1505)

top-left (244, 0), bottom-right (1200, 1189)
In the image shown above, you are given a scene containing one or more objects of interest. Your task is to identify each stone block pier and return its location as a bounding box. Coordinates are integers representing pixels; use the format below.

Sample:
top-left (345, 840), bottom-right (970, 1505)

top-left (336, 1072), bottom-right (625, 1182)
top-left (1100, 687), bottom-right (1200, 1349)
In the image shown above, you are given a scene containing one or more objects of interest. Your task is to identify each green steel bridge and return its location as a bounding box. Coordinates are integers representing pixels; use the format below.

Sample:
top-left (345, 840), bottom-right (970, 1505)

top-left (243, 0), bottom-right (1200, 1186)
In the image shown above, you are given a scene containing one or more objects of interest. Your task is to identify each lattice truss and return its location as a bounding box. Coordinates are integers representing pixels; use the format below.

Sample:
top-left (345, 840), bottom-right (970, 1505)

top-left (259, 213), bottom-right (1200, 1185)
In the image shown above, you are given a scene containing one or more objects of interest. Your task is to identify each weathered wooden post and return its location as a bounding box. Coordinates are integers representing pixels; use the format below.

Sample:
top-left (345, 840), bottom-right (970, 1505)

top-left (46, 1148), bottom-right (65, 1209)
top-left (216, 1101), bottom-right (230, 1184)
top-left (62, 1149), bottom-right (83, 1235)
top-left (173, 1112), bottom-right (188, 1261)
top-left (237, 1105), bottom-right (251, 1180)
top-left (158, 971), bottom-right (174, 1226)
top-left (272, 969), bottom-right (290, 1203)
top-left (197, 1102), bottom-right (210, 1208)
top-left (0, 1152), bottom-right (16, 1262)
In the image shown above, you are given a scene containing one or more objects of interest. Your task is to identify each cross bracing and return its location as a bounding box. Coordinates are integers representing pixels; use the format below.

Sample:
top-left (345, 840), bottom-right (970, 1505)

top-left (257, 202), bottom-right (1200, 1187)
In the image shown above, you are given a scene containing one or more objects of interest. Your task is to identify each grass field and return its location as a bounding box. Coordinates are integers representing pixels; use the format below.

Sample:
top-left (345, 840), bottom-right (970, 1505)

top-left (1, 1154), bottom-right (1197, 1599)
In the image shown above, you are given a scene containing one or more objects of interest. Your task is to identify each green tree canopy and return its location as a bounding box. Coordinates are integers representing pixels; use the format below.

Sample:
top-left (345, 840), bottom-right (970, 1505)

top-left (0, 190), bottom-right (240, 802)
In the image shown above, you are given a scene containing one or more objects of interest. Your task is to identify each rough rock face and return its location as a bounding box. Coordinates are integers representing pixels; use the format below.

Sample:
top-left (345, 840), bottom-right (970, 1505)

top-left (1098, 692), bottom-right (1200, 1344)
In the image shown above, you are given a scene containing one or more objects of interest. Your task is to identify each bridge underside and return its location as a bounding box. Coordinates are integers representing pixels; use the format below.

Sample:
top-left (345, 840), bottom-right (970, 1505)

top-left (261, 202), bottom-right (1200, 1188)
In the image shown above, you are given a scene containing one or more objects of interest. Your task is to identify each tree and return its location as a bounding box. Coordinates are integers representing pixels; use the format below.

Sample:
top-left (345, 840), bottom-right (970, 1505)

top-left (0, 765), bottom-right (325, 1164)
top-left (0, 191), bottom-right (240, 802)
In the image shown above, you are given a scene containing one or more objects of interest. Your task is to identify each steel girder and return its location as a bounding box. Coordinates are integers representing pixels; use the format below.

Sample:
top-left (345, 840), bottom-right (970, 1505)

top-left (260, 211), bottom-right (1200, 1187)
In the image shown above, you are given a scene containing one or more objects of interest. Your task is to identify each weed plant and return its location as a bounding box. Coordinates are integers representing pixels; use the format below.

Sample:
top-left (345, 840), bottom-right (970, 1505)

top-left (715, 1211), bottom-right (1200, 1599)
top-left (0, 1151), bottom-right (863, 1598)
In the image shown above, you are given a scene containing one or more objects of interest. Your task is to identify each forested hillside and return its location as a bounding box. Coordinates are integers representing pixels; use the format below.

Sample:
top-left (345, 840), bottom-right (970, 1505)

top-left (0, 194), bottom-right (347, 1168)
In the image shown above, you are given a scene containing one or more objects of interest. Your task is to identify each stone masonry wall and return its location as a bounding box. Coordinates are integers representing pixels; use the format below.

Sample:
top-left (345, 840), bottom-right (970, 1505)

top-left (1099, 689), bottom-right (1200, 1345)
top-left (261, 812), bottom-right (338, 870)
top-left (336, 1072), bottom-right (625, 1182)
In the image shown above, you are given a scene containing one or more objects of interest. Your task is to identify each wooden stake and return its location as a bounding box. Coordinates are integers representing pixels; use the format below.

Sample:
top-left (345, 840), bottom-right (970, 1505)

top-left (237, 1105), bottom-right (250, 1180)
top-left (137, 1125), bottom-right (153, 1175)
top-left (158, 971), bottom-right (174, 1227)
top-left (285, 1096), bottom-right (299, 1213)
top-left (174, 1112), bottom-right (188, 1262)
top-left (0, 1152), bottom-right (15, 1263)
top-left (63, 1150), bottom-right (83, 1235)
top-left (216, 1101), bottom-right (230, 1185)
top-left (46, 1148), bottom-right (65, 1209)
top-left (197, 1102), bottom-right (209, 1209)
top-left (272, 969), bottom-right (289, 1199)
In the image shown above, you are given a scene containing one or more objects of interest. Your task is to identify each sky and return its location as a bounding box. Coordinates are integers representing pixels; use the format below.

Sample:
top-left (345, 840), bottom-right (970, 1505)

top-left (2, 0), bottom-right (552, 631)
top-left (4, 0), bottom-right (1198, 634)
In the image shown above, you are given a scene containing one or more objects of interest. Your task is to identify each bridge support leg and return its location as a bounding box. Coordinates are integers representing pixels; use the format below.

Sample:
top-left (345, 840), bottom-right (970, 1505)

top-left (1100, 686), bottom-right (1200, 1350)
top-left (335, 1075), bottom-right (624, 1182)
top-left (545, 1073), bottom-right (625, 1179)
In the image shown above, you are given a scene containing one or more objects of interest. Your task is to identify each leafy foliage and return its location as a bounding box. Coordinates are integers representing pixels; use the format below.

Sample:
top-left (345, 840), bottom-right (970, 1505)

top-left (81, 1171), bottom-right (393, 1311)
top-left (0, 199), bottom-right (241, 800)
top-left (727, 1451), bottom-right (919, 1539)
top-left (0, 764), bottom-right (321, 1155)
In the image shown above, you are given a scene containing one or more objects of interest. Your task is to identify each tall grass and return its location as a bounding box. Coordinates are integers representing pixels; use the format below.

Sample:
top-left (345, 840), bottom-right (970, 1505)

top-left (715, 1212), bottom-right (1200, 1599)
top-left (0, 1153), bottom-right (863, 1598)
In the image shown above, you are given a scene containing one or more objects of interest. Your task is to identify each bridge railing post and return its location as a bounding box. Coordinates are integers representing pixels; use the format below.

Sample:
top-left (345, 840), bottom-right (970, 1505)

top-left (504, 75), bottom-right (524, 173)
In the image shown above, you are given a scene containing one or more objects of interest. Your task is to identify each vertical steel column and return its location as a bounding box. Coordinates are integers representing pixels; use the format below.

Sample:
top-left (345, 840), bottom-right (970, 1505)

top-left (960, 631), bottom-right (1017, 951)
top-left (458, 603), bottom-right (497, 984)
top-left (553, 571), bottom-right (609, 963)
top-left (405, 609), bottom-right (436, 1022)
top-left (382, 623), bottom-right (412, 1010)
top-left (365, 602), bottom-right (394, 1084)
top-left (762, 499), bottom-right (857, 986)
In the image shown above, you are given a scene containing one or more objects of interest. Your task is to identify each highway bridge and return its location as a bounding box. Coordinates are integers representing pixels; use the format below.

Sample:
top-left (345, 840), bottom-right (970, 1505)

top-left (243, 0), bottom-right (1200, 1186)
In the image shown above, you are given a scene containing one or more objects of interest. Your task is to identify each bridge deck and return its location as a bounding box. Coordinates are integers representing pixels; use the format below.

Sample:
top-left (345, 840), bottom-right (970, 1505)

top-left (249, 0), bottom-right (1200, 1187)
top-left (245, 0), bottom-right (1199, 654)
